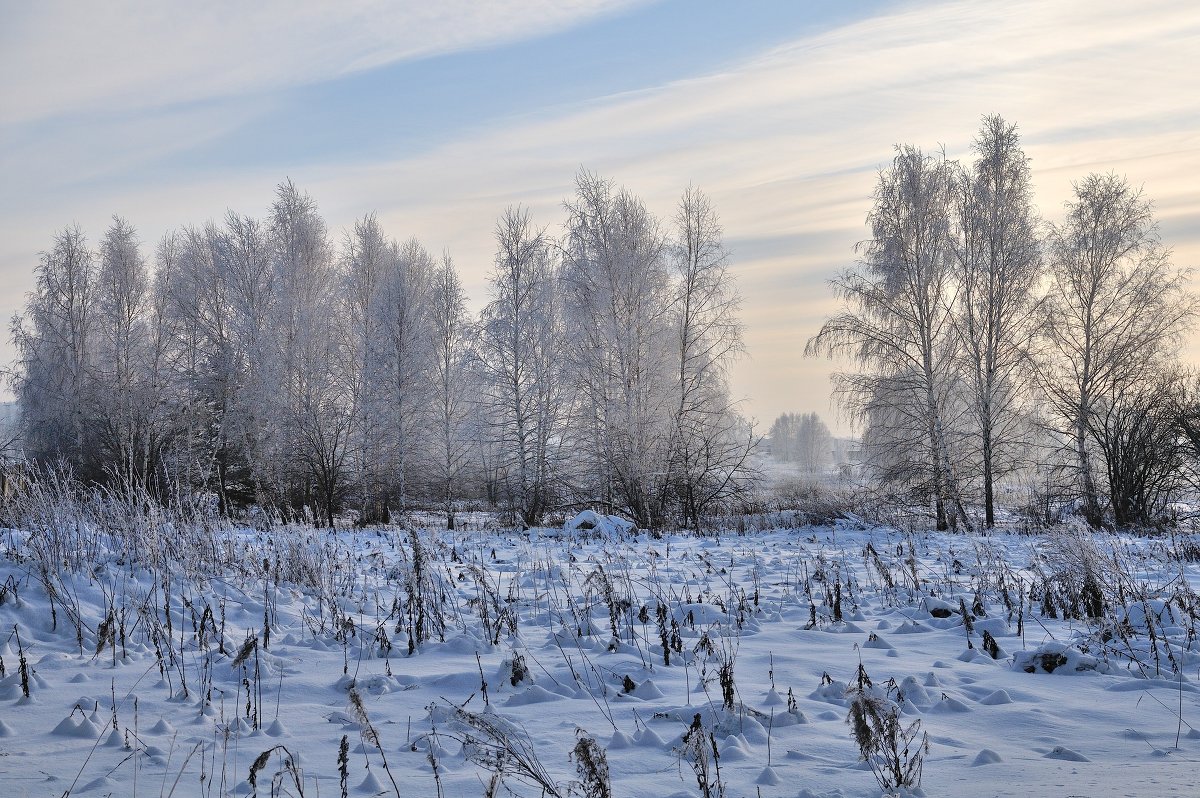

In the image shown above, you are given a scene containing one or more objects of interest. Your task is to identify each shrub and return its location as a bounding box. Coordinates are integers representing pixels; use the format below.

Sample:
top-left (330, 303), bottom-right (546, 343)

top-left (846, 663), bottom-right (929, 793)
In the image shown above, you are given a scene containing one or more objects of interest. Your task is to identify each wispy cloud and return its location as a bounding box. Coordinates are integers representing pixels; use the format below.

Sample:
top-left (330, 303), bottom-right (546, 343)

top-left (2, 0), bottom-right (1198, 425)
top-left (0, 0), bottom-right (650, 124)
top-left (283, 0), bottom-right (1200, 424)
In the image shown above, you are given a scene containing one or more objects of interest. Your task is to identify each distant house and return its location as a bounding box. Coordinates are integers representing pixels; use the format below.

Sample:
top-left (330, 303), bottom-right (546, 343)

top-left (831, 436), bottom-right (863, 464)
top-left (0, 402), bottom-right (23, 499)
top-left (0, 402), bottom-right (20, 459)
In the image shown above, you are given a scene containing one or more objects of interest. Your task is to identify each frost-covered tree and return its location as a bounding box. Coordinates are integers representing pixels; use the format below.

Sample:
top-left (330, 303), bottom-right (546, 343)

top-left (11, 226), bottom-right (99, 476)
top-left (143, 231), bottom-right (196, 497)
top-left (92, 217), bottom-right (153, 487)
top-left (10, 175), bottom-right (759, 527)
top-left (562, 171), bottom-right (675, 527)
top-left (950, 116), bottom-right (1042, 527)
top-left (220, 210), bottom-right (278, 509)
top-left (376, 237), bottom-right (435, 509)
top-left (767, 413), bottom-right (799, 462)
top-left (478, 207), bottom-right (566, 526)
top-left (160, 222), bottom-right (249, 509)
top-left (341, 213), bottom-right (391, 521)
top-left (769, 412), bottom-right (832, 473)
top-left (796, 413), bottom-right (833, 473)
top-left (1036, 174), bottom-right (1196, 526)
top-left (160, 208), bottom-right (283, 514)
top-left (808, 146), bottom-right (965, 529)
top-left (427, 254), bottom-right (475, 528)
top-left (668, 186), bottom-right (755, 525)
top-left (268, 182), bottom-right (350, 525)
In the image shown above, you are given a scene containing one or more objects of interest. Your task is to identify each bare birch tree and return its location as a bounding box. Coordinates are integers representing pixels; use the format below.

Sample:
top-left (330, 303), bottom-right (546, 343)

top-left (562, 171), bottom-right (674, 528)
top-left (93, 217), bottom-right (152, 488)
top-left (221, 210), bottom-right (278, 510)
top-left (144, 231), bottom-right (195, 498)
top-left (1036, 174), bottom-right (1196, 526)
top-left (11, 226), bottom-right (99, 476)
top-left (341, 213), bottom-right (390, 522)
top-left (377, 237), bottom-right (435, 511)
top-left (950, 116), bottom-right (1042, 526)
top-left (769, 412), bottom-right (832, 472)
top-left (427, 253), bottom-right (474, 529)
top-left (668, 185), bottom-right (755, 527)
top-left (807, 146), bottom-right (964, 529)
top-left (478, 207), bottom-right (566, 526)
top-left (268, 181), bottom-right (351, 525)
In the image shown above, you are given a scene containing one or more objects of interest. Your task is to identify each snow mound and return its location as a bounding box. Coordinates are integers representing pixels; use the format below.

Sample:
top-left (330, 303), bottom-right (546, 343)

top-left (1013, 642), bottom-right (1101, 674)
top-left (972, 748), bottom-right (1002, 765)
top-left (978, 689), bottom-right (1013, 705)
top-left (1044, 745), bottom-right (1090, 762)
top-left (505, 684), bottom-right (563, 706)
top-left (564, 510), bottom-right (636, 536)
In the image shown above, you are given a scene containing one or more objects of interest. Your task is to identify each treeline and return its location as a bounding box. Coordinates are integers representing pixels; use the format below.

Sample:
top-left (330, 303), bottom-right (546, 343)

top-left (10, 172), bottom-right (754, 529)
top-left (767, 412), bottom-right (832, 472)
top-left (810, 115), bottom-right (1200, 530)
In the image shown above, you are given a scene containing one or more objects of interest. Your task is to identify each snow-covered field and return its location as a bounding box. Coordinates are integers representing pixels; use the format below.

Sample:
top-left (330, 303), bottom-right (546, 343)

top-left (2, 518), bottom-right (1200, 797)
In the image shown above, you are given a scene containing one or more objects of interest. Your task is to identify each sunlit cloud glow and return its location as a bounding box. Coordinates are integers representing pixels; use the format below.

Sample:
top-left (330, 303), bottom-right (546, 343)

top-left (2, 0), bottom-right (1198, 428)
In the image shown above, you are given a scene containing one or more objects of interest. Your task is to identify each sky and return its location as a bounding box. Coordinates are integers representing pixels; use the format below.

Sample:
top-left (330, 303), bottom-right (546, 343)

top-left (2, 0), bottom-right (1199, 433)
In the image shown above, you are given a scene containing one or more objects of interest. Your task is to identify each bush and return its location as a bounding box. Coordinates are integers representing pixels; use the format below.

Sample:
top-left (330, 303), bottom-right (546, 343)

top-left (845, 663), bottom-right (929, 793)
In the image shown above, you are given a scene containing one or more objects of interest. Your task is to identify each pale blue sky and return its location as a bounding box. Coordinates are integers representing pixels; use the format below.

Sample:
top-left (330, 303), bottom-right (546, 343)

top-left (2, 0), bottom-right (1198, 429)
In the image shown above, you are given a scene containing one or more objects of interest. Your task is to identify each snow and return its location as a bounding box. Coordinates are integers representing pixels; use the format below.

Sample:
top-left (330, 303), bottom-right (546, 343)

top-left (563, 510), bottom-right (636, 537)
top-left (1, 522), bottom-right (1198, 797)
